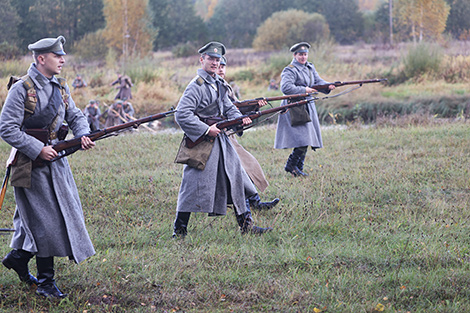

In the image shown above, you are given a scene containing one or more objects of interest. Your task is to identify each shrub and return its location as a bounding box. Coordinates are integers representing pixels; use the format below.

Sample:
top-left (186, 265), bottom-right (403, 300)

top-left (402, 42), bottom-right (443, 80)
top-left (253, 9), bottom-right (330, 51)
top-left (172, 42), bottom-right (198, 58)
top-left (72, 30), bottom-right (109, 62)
top-left (0, 42), bottom-right (20, 61)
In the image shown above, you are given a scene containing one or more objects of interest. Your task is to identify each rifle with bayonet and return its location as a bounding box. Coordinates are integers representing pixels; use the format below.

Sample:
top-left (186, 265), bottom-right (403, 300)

top-left (185, 99), bottom-right (309, 148)
top-left (234, 78), bottom-right (387, 113)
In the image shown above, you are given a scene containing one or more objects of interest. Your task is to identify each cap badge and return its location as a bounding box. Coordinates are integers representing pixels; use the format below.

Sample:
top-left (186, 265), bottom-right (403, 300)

top-left (214, 48), bottom-right (218, 53)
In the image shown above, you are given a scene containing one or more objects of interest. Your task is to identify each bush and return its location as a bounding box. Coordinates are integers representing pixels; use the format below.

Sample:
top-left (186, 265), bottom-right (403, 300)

top-left (172, 42), bottom-right (198, 58)
top-left (0, 42), bottom-right (20, 61)
top-left (253, 9), bottom-right (330, 51)
top-left (402, 42), bottom-right (443, 80)
top-left (72, 30), bottom-right (108, 62)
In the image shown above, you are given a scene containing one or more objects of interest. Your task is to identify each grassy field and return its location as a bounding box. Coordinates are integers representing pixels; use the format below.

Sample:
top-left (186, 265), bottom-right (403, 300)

top-left (0, 118), bottom-right (469, 312)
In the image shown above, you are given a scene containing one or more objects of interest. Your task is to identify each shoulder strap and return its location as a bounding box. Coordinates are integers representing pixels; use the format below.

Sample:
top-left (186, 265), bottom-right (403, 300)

top-left (19, 75), bottom-right (37, 120)
top-left (57, 77), bottom-right (69, 110)
top-left (195, 76), bottom-right (205, 86)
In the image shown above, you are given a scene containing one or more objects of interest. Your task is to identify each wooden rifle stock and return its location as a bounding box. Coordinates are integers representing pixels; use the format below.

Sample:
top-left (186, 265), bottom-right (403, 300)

top-left (185, 99), bottom-right (309, 148)
top-left (0, 166), bottom-right (10, 211)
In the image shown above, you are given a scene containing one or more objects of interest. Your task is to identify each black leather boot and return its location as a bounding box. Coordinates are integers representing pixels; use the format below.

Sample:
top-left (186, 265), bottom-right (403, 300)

top-left (36, 257), bottom-right (67, 298)
top-left (2, 249), bottom-right (39, 286)
top-left (173, 212), bottom-right (191, 238)
top-left (285, 148), bottom-right (308, 177)
top-left (235, 205), bottom-right (273, 235)
top-left (247, 194), bottom-right (280, 210)
top-left (296, 147), bottom-right (309, 176)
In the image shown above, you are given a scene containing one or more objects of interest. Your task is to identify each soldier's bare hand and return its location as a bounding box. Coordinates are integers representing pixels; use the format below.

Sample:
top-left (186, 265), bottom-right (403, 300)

top-left (306, 87), bottom-right (318, 93)
top-left (258, 99), bottom-right (268, 107)
top-left (241, 117), bottom-right (252, 126)
top-left (207, 124), bottom-right (221, 137)
top-left (81, 136), bottom-right (95, 150)
top-left (39, 146), bottom-right (58, 161)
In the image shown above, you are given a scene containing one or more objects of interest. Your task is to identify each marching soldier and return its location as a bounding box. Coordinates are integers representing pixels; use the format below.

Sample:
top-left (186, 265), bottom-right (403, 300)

top-left (274, 42), bottom-right (335, 176)
top-left (0, 36), bottom-right (95, 298)
top-left (173, 42), bottom-right (272, 237)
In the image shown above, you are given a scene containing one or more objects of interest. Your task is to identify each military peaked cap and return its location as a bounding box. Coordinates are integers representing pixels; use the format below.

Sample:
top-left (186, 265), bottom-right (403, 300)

top-left (220, 56), bottom-right (227, 65)
top-left (28, 36), bottom-right (66, 55)
top-left (290, 42), bottom-right (310, 53)
top-left (198, 42), bottom-right (226, 58)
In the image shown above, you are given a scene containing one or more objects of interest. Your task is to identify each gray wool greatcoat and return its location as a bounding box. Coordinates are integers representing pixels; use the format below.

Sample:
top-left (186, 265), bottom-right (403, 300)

top-left (111, 75), bottom-right (133, 100)
top-left (221, 79), bottom-right (269, 193)
top-left (274, 58), bottom-right (330, 150)
top-left (175, 69), bottom-right (255, 216)
top-left (0, 63), bottom-right (95, 264)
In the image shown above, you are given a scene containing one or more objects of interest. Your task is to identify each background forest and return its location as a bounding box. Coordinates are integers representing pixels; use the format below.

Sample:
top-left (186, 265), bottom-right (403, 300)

top-left (0, 0), bottom-right (468, 60)
top-left (0, 0), bottom-right (469, 124)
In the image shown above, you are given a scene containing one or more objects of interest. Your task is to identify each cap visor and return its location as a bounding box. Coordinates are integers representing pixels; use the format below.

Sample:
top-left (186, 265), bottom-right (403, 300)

top-left (206, 52), bottom-right (221, 58)
top-left (53, 50), bottom-right (66, 56)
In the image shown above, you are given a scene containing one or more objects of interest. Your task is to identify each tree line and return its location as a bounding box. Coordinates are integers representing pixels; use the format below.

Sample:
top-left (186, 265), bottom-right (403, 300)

top-left (0, 0), bottom-right (468, 60)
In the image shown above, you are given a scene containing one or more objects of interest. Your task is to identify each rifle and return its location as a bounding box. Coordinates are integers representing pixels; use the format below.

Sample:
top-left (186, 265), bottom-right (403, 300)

top-left (8, 109), bottom-right (176, 169)
top-left (233, 78), bottom-right (387, 113)
top-left (185, 99), bottom-right (309, 148)
top-left (0, 166), bottom-right (10, 211)
top-left (311, 78), bottom-right (387, 91)
top-left (234, 93), bottom-right (313, 111)
top-left (49, 109), bottom-right (176, 164)
top-left (0, 166), bottom-right (16, 231)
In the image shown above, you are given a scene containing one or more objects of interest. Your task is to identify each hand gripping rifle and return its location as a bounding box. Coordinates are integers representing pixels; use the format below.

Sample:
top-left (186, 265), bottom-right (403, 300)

top-left (233, 78), bottom-right (387, 114)
top-left (45, 108), bottom-right (176, 165)
top-left (185, 99), bottom-right (309, 148)
top-left (0, 109), bottom-right (176, 212)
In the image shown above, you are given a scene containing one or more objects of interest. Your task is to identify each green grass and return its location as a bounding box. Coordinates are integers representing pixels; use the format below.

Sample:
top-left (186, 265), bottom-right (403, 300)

top-left (0, 121), bottom-right (469, 312)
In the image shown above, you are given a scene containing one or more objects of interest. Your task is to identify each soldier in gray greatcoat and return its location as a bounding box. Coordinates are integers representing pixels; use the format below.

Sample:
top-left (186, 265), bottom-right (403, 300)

top-left (217, 56), bottom-right (279, 211)
top-left (274, 42), bottom-right (335, 176)
top-left (173, 42), bottom-right (272, 237)
top-left (83, 99), bottom-right (101, 131)
top-left (110, 73), bottom-right (133, 100)
top-left (0, 36), bottom-right (96, 298)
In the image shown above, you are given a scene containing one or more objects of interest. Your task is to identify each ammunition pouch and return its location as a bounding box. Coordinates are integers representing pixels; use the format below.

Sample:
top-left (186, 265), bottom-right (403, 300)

top-left (289, 102), bottom-right (311, 126)
top-left (174, 134), bottom-right (215, 170)
top-left (10, 129), bottom-right (52, 188)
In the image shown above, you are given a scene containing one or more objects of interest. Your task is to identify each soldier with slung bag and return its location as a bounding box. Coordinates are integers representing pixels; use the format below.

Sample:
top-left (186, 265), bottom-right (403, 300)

top-left (173, 42), bottom-right (272, 237)
top-left (274, 42), bottom-right (336, 177)
top-left (0, 36), bottom-right (95, 298)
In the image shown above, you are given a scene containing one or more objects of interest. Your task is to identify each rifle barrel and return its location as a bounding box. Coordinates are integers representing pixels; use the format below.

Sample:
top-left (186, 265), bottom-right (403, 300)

top-left (51, 109), bottom-right (176, 160)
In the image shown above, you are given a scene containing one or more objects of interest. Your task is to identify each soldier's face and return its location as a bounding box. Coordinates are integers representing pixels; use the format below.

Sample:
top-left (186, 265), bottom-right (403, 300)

top-left (217, 64), bottom-right (226, 79)
top-left (200, 54), bottom-right (220, 76)
top-left (294, 52), bottom-right (308, 65)
top-left (38, 52), bottom-right (65, 78)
